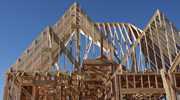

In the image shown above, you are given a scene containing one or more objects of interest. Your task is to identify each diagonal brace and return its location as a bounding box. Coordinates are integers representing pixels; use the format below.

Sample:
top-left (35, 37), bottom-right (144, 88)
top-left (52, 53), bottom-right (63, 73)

top-left (106, 31), bottom-right (146, 86)
top-left (169, 51), bottom-right (180, 73)
top-left (48, 27), bottom-right (88, 77)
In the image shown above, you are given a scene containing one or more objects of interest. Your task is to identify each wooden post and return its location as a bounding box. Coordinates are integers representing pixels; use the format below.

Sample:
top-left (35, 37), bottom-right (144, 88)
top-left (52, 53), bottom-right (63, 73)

top-left (32, 84), bottom-right (36, 100)
top-left (115, 75), bottom-right (119, 100)
top-left (60, 86), bottom-right (63, 100)
top-left (156, 14), bottom-right (166, 71)
top-left (93, 23), bottom-right (95, 59)
top-left (11, 77), bottom-right (15, 100)
top-left (169, 73), bottom-right (178, 100)
top-left (82, 75), bottom-right (85, 100)
top-left (53, 77), bottom-right (57, 100)
top-left (69, 76), bottom-right (72, 100)
top-left (36, 85), bottom-right (39, 100)
top-left (112, 78), bottom-right (116, 100)
top-left (110, 81), bottom-right (112, 99)
top-left (17, 77), bottom-right (22, 100)
top-left (41, 50), bottom-right (43, 71)
top-left (104, 80), bottom-right (107, 100)
top-left (3, 74), bottom-right (9, 100)
top-left (100, 33), bottom-right (103, 60)
top-left (49, 49), bottom-right (52, 72)
top-left (119, 75), bottom-right (123, 100)
top-left (160, 69), bottom-right (171, 100)
top-left (62, 86), bottom-right (65, 100)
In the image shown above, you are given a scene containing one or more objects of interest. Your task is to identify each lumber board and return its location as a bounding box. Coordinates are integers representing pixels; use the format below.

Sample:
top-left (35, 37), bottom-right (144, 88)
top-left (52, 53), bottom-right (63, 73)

top-left (82, 59), bottom-right (115, 66)
top-left (33, 80), bottom-right (55, 86)
top-left (121, 88), bottom-right (165, 94)
top-left (49, 27), bottom-right (81, 71)
top-left (2, 2), bottom-right (180, 100)
top-left (160, 69), bottom-right (171, 100)
top-left (169, 51), bottom-right (180, 73)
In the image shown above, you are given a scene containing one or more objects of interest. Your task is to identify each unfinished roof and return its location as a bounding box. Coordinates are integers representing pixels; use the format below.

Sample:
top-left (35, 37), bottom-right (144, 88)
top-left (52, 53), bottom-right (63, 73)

top-left (3, 2), bottom-right (180, 100)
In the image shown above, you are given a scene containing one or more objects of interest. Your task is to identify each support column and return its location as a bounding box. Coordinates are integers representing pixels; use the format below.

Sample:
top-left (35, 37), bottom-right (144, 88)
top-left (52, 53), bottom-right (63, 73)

top-left (32, 85), bottom-right (36, 100)
top-left (76, 30), bottom-right (81, 66)
top-left (100, 33), bottom-right (103, 60)
top-left (119, 75), bottom-right (123, 100)
top-left (115, 75), bottom-right (119, 100)
top-left (36, 86), bottom-right (39, 100)
top-left (60, 86), bottom-right (63, 100)
top-left (53, 77), bottom-right (57, 100)
top-left (112, 78), bottom-right (116, 100)
top-left (169, 73), bottom-right (178, 100)
top-left (11, 77), bottom-right (15, 100)
top-left (69, 76), bottom-right (72, 100)
top-left (3, 74), bottom-right (9, 100)
top-left (17, 77), bottom-right (22, 100)
top-left (160, 69), bottom-right (171, 100)
top-left (62, 86), bottom-right (65, 100)
top-left (104, 80), bottom-right (107, 100)
top-left (82, 75), bottom-right (85, 100)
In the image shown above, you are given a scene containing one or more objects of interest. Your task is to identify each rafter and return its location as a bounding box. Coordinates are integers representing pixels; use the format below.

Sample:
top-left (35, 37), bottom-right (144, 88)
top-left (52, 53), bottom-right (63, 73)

top-left (3, 2), bottom-right (180, 100)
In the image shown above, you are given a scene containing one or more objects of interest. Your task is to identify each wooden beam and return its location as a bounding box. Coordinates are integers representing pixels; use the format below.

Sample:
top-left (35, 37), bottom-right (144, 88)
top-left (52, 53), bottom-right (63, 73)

top-left (53, 77), bottom-right (57, 100)
top-left (82, 75), bottom-right (85, 100)
top-left (83, 40), bottom-right (92, 59)
top-left (49, 27), bottom-right (82, 71)
top-left (3, 74), bottom-right (9, 100)
top-left (68, 77), bottom-right (72, 100)
top-left (115, 75), bottom-right (119, 100)
top-left (169, 51), bottom-right (180, 73)
top-left (110, 9), bottom-right (160, 79)
top-left (84, 68), bottom-right (109, 73)
top-left (169, 74), bottom-right (178, 100)
top-left (42, 48), bottom-right (52, 52)
top-left (100, 33), bottom-right (103, 60)
top-left (160, 69), bottom-right (171, 100)
top-left (21, 87), bottom-right (32, 99)
top-left (121, 88), bottom-right (165, 94)
top-left (33, 80), bottom-right (55, 86)
top-left (82, 59), bottom-right (115, 66)
top-left (113, 30), bottom-right (145, 75)
top-left (2, 26), bottom-right (50, 77)
top-left (71, 25), bottom-right (80, 29)
top-left (32, 84), bottom-right (36, 100)
top-left (17, 77), bottom-right (22, 100)
top-left (11, 77), bottom-right (15, 100)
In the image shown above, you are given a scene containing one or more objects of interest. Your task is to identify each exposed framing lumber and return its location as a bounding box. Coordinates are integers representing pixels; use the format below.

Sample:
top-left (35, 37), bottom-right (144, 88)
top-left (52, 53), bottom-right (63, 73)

top-left (49, 27), bottom-right (81, 71)
top-left (3, 2), bottom-right (180, 100)
top-left (160, 69), bottom-right (171, 100)
top-left (83, 40), bottom-right (93, 59)
top-left (169, 50), bottom-right (180, 73)
top-left (3, 75), bottom-right (9, 100)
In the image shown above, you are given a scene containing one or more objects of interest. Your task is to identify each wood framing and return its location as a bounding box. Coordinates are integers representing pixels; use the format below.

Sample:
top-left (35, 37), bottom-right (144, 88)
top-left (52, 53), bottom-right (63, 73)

top-left (2, 2), bottom-right (180, 100)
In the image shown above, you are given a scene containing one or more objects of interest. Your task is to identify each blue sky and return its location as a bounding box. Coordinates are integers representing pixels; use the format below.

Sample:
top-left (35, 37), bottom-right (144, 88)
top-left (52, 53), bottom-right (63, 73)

top-left (0, 0), bottom-right (180, 98)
